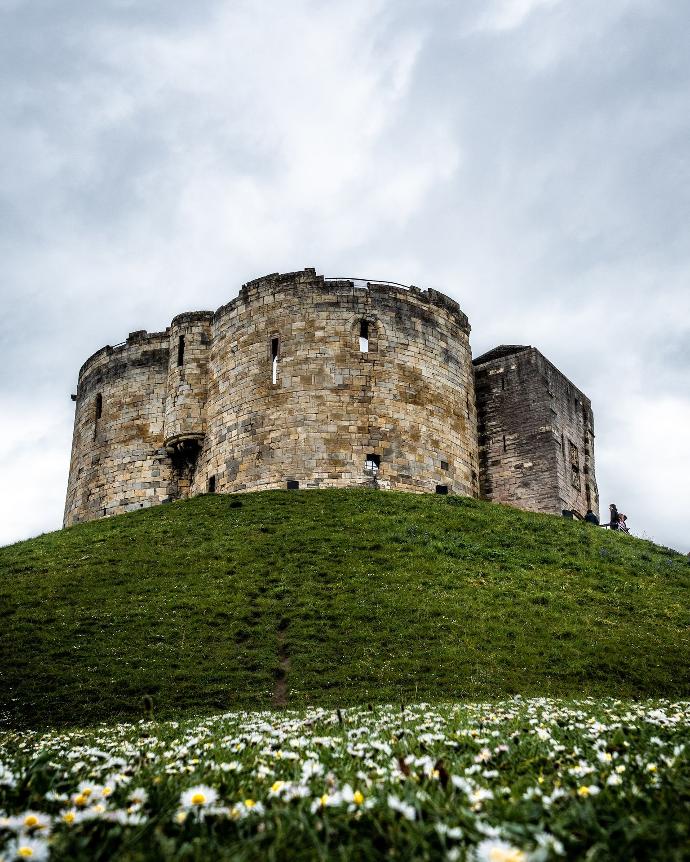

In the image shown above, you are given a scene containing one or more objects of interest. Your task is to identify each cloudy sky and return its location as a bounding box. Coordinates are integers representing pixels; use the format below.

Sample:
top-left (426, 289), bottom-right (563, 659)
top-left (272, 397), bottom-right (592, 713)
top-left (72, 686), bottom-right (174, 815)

top-left (1, 0), bottom-right (688, 552)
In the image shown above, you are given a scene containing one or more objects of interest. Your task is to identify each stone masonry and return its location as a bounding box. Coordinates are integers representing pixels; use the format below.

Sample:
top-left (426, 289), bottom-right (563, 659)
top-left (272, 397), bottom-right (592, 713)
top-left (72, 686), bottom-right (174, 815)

top-left (64, 269), bottom-right (598, 526)
top-left (473, 346), bottom-right (598, 516)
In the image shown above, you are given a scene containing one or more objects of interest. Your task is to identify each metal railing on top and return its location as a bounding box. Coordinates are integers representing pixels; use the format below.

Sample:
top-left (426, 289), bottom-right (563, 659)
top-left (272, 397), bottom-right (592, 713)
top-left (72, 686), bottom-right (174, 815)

top-left (324, 277), bottom-right (411, 290)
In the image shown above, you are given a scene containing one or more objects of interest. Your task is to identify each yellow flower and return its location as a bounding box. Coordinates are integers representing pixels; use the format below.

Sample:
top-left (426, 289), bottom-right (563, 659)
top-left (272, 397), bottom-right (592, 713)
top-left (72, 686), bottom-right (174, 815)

top-left (74, 794), bottom-right (88, 808)
top-left (63, 811), bottom-right (76, 825)
top-left (320, 793), bottom-right (330, 806)
top-left (244, 799), bottom-right (255, 808)
top-left (353, 790), bottom-right (364, 806)
top-left (191, 792), bottom-right (207, 806)
top-left (23, 815), bottom-right (39, 828)
top-left (271, 781), bottom-right (284, 793)
top-left (578, 786), bottom-right (590, 797)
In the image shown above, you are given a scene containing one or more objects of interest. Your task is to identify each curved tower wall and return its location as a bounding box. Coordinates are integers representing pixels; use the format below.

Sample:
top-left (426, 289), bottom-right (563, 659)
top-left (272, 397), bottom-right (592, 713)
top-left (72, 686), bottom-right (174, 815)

top-left (64, 331), bottom-right (173, 526)
top-left (193, 270), bottom-right (479, 497)
top-left (163, 312), bottom-right (214, 447)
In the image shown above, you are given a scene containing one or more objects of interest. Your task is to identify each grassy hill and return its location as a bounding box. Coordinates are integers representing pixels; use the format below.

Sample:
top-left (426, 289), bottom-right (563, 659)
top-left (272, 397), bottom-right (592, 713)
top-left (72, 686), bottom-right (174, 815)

top-left (0, 489), bottom-right (688, 728)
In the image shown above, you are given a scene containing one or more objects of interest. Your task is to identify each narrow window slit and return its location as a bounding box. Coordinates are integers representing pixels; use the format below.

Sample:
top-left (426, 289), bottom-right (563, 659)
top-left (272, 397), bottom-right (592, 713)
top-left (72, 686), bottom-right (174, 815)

top-left (208, 475), bottom-right (216, 493)
top-left (359, 320), bottom-right (369, 353)
top-left (569, 441), bottom-right (581, 490)
top-left (177, 335), bottom-right (185, 367)
top-left (502, 434), bottom-right (507, 452)
top-left (271, 336), bottom-right (279, 384)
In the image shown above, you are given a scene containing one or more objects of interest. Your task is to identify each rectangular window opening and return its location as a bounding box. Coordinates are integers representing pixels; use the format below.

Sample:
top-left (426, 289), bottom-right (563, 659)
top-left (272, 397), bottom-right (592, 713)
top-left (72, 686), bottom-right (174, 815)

top-left (568, 441), bottom-right (581, 490)
top-left (359, 320), bottom-right (369, 353)
top-left (177, 335), bottom-right (185, 367)
top-left (271, 336), bottom-right (279, 384)
top-left (365, 453), bottom-right (380, 474)
top-left (208, 475), bottom-right (216, 493)
top-left (435, 485), bottom-right (449, 495)
top-left (502, 434), bottom-right (507, 452)
top-left (286, 479), bottom-right (299, 490)
top-left (440, 460), bottom-right (449, 471)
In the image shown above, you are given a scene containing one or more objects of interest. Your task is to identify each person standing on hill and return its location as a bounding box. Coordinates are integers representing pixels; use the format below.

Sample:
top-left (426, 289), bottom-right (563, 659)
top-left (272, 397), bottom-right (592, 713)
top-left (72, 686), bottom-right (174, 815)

top-left (606, 503), bottom-right (620, 529)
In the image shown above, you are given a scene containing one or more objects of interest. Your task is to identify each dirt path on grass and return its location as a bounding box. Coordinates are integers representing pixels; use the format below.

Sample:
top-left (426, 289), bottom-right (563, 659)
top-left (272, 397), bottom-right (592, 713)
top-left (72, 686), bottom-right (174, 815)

top-left (272, 619), bottom-right (291, 707)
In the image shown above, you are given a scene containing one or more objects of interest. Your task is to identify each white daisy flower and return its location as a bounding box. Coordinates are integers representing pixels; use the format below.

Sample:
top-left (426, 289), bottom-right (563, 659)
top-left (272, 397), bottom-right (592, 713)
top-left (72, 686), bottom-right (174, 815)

top-left (179, 785), bottom-right (219, 810)
top-left (17, 811), bottom-right (51, 834)
top-left (6, 836), bottom-right (50, 861)
top-left (128, 787), bottom-right (148, 806)
top-left (474, 837), bottom-right (527, 862)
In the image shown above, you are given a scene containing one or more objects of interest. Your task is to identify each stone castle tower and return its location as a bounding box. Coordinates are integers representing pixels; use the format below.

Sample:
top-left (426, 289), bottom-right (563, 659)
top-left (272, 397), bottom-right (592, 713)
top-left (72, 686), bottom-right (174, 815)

top-left (64, 268), bottom-right (598, 526)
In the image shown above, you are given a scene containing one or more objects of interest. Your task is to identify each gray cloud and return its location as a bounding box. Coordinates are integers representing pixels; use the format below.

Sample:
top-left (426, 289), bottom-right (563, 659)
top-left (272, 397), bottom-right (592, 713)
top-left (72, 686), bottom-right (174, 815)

top-left (0, 0), bottom-right (688, 551)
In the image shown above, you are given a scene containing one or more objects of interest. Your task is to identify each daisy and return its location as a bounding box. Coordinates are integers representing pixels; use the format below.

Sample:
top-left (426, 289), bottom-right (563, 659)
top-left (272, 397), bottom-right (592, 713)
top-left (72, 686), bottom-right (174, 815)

top-left (474, 838), bottom-right (527, 862)
top-left (18, 811), bottom-right (51, 834)
top-left (179, 785), bottom-right (219, 810)
top-left (6, 837), bottom-right (50, 861)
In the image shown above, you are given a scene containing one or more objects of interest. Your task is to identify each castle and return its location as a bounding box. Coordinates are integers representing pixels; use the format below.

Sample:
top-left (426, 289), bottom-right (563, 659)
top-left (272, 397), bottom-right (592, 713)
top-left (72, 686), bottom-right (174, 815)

top-left (64, 268), bottom-right (598, 526)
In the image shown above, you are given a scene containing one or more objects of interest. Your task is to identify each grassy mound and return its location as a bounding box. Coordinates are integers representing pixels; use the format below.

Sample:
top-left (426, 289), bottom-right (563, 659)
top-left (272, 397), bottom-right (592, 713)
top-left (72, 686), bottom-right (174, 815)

top-left (0, 490), bottom-right (688, 727)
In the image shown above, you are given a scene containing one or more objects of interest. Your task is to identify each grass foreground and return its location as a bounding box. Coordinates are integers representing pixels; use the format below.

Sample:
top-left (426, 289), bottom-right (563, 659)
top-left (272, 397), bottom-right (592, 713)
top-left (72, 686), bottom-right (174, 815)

top-left (1, 698), bottom-right (688, 861)
top-left (1, 489), bottom-right (689, 728)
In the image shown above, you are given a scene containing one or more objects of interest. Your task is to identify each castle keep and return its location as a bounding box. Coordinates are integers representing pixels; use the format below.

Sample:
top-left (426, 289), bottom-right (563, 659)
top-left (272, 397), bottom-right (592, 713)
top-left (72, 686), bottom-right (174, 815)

top-left (64, 269), bottom-right (598, 526)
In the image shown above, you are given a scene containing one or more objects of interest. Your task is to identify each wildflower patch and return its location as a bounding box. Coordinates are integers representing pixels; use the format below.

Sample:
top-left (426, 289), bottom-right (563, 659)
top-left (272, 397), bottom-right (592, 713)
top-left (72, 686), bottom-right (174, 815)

top-left (0, 698), bottom-right (688, 860)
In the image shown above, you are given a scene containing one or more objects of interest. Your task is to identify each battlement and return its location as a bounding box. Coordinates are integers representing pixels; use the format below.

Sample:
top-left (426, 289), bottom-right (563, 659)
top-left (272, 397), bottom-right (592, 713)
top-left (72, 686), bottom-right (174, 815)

top-left (64, 268), bottom-right (596, 527)
top-left (77, 329), bottom-right (170, 384)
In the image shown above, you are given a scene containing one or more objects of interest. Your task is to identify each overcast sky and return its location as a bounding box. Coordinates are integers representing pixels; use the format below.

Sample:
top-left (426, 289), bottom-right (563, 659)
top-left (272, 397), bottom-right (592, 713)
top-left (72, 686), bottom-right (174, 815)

top-left (1, 0), bottom-right (688, 552)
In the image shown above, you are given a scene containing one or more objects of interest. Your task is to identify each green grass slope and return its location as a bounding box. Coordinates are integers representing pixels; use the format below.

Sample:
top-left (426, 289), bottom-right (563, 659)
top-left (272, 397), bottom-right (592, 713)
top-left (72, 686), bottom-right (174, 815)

top-left (1, 490), bottom-right (688, 728)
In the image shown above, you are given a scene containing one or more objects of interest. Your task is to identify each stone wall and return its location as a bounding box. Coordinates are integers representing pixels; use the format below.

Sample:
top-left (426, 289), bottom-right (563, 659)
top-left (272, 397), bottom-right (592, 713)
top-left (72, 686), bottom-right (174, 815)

top-left (64, 331), bottom-right (173, 526)
top-left (194, 270), bottom-right (479, 497)
top-left (64, 269), bottom-right (480, 525)
top-left (65, 272), bottom-right (598, 527)
top-left (473, 346), bottom-right (599, 517)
